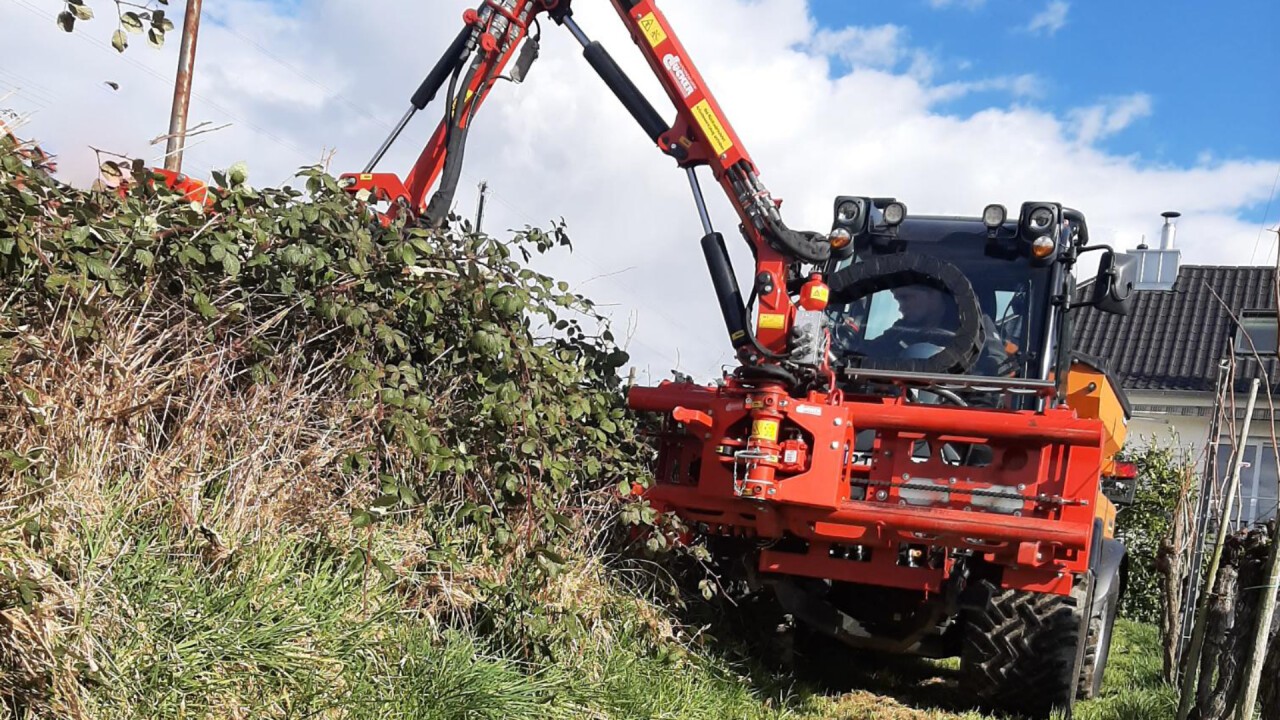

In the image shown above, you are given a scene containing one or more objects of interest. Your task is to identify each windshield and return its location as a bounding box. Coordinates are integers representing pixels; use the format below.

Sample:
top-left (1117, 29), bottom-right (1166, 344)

top-left (826, 219), bottom-right (1053, 379)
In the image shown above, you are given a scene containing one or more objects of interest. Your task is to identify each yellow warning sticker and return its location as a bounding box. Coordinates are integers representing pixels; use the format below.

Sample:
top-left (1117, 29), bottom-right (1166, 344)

top-left (808, 285), bottom-right (830, 303)
top-left (758, 313), bottom-right (786, 330)
top-left (752, 419), bottom-right (780, 442)
top-left (692, 100), bottom-right (734, 156)
top-left (638, 13), bottom-right (667, 47)
top-left (359, 174), bottom-right (374, 181)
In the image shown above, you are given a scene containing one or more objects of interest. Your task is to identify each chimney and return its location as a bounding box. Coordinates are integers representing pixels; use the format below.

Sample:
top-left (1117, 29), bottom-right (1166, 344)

top-left (1160, 211), bottom-right (1180, 249)
top-left (1126, 211), bottom-right (1182, 291)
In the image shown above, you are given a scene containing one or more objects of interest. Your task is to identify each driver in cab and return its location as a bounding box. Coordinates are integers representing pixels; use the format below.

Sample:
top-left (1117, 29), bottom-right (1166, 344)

top-left (863, 284), bottom-right (1011, 375)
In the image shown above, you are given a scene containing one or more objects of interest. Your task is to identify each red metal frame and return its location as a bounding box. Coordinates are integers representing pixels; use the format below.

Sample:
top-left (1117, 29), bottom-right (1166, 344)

top-left (606, 0), bottom-right (792, 352)
top-left (632, 381), bottom-right (1104, 596)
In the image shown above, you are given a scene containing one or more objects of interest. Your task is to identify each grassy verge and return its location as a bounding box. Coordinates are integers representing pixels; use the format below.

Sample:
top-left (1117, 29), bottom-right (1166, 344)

top-left (5, 496), bottom-right (809, 720)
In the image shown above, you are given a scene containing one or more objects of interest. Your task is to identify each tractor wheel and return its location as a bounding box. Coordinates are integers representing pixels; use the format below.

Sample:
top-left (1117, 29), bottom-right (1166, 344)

top-left (960, 580), bottom-right (1086, 718)
top-left (1077, 579), bottom-right (1120, 700)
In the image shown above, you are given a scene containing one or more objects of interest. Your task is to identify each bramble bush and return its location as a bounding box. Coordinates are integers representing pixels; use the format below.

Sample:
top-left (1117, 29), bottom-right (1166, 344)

top-left (0, 134), bottom-right (656, 588)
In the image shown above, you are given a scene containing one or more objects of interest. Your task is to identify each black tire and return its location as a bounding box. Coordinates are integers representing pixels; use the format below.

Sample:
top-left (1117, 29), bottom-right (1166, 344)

top-left (960, 580), bottom-right (1086, 718)
top-left (1077, 582), bottom-right (1119, 700)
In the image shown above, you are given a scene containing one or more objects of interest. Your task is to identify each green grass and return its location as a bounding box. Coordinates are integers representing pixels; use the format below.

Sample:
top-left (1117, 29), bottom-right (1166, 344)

top-left (1073, 621), bottom-right (1177, 720)
top-left (6, 506), bottom-right (1176, 720)
top-left (16, 509), bottom-right (798, 720)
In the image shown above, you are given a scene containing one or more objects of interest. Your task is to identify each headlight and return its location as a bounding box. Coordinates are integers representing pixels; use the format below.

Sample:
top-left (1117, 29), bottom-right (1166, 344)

top-left (1029, 207), bottom-right (1055, 232)
top-left (1031, 236), bottom-right (1055, 258)
top-left (883, 201), bottom-right (907, 226)
top-left (837, 200), bottom-right (861, 224)
top-left (982, 204), bottom-right (1007, 229)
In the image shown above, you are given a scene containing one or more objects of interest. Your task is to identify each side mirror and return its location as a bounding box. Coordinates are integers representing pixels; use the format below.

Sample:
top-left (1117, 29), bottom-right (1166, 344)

top-left (1092, 251), bottom-right (1137, 315)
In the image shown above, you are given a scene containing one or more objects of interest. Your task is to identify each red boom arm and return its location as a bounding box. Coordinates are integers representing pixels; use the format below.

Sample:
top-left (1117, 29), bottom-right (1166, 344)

top-left (341, 0), bottom-right (832, 359)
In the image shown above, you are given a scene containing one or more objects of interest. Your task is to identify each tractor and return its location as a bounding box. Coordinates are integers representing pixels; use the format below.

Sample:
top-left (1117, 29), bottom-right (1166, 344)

top-left (340, 1), bottom-right (1141, 715)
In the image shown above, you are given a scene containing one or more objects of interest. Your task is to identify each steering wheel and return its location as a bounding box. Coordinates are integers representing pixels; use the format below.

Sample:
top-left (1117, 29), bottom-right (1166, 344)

top-left (827, 252), bottom-right (987, 375)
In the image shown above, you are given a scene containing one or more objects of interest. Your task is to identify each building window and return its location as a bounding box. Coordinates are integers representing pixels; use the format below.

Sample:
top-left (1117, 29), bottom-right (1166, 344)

top-left (1236, 312), bottom-right (1278, 355)
top-left (1215, 441), bottom-right (1279, 527)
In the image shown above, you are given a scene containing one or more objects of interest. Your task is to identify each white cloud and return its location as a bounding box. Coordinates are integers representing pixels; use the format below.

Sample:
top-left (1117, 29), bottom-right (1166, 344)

top-left (1069, 93), bottom-right (1154, 144)
top-left (810, 25), bottom-right (908, 70)
top-left (809, 24), bottom-right (937, 80)
top-left (2, 0), bottom-right (1276, 381)
top-left (927, 73), bottom-right (1045, 103)
top-left (1027, 1), bottom-right (1070, 35)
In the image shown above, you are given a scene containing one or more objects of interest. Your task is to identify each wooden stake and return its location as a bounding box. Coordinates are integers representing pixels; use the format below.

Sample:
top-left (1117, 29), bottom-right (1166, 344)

top-left (1178, 377), bottom-right (1261, 720)
top-left (1233, 235), bottom-right (1280, 720)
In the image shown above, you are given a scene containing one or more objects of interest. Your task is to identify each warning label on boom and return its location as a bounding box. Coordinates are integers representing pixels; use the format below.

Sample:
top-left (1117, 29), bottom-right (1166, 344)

top-left (692, 100), bottom-right (734, 156)
top-left (639, 13), bottom-right (667, 47)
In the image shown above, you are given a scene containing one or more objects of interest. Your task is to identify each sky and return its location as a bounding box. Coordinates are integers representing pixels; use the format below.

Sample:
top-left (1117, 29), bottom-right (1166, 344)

top-left (2, 0), bottom-right (1278, 382)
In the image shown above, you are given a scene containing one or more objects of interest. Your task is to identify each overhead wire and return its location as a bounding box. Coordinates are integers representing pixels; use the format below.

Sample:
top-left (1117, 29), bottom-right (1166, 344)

top-left (1250, 162), bottom-right (1280, 265)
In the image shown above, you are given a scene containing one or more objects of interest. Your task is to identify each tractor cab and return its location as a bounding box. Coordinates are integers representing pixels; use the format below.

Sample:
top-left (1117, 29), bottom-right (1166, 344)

top-left (818, 198), bottom-right (1137, 392)
top-left (825, 217), bottom-right (1054, 381)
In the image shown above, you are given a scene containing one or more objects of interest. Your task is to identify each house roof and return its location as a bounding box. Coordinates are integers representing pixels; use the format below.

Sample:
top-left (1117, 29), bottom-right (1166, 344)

top-left (1074, 265), bottom-right (1278, 393)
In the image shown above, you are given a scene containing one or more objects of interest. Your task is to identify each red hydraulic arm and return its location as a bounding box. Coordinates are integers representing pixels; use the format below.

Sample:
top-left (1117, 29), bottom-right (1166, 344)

top-left (340, 0), bottom-right (831, 362)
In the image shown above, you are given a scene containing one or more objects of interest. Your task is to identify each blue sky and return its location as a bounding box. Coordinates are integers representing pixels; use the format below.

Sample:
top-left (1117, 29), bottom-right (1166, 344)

top-left (808, 0), bottom-right (1280, 166)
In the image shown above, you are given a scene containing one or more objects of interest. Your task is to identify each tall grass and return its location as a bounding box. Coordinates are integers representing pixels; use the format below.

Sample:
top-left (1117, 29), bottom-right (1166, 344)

top-left (0, 284), bottom-right (804, 719)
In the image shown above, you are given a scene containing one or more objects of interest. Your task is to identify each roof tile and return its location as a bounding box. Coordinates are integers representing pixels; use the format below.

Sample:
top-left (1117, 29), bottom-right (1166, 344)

top-left (1075, 266), bottom-right (1278, 393)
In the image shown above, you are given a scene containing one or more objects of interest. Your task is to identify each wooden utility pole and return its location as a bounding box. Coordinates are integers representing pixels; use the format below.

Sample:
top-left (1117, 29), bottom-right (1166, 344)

top-left (164, 0), bottom-right (203, 173)
top-left (474, 181), bottom-right (489, 232)
top-left (1177, 378), bottom-right (1261, 720)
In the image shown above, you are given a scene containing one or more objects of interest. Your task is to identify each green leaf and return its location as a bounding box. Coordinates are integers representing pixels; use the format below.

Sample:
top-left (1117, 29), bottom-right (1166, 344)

top-left (68, 1), bottom-right (93, 21)
top-left (351, 509), bottom-right (374, 529)
top-left (147, 28), bottom-right (164, 49)
top-left (111, 29), bottom-right (128, 52)
top-left (121, 12), bottom-right (144, 32)
top-left (535, 546), bottom-right (566, 565)
top-left (56, 11), bottom-right (75, 32)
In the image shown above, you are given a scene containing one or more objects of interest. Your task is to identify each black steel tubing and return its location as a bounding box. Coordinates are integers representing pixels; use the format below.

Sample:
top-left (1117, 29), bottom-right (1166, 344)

top-left (701, 232), bottom-right (751, 351)
top-left (582, 41), bottom-right (668, 143)
top-left (411, 26), bottom-right (473, 110)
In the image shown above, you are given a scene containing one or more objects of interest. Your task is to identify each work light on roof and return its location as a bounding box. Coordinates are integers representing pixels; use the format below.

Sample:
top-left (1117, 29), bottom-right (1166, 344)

top-left (982, 204), bottom-right (1007, 229)
top-left (883, 201), bottom-right (907, 226)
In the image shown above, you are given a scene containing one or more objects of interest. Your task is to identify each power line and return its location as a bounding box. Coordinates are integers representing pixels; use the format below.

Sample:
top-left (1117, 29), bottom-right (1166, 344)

top-left (1250, 161), bottom-right (1280, 265)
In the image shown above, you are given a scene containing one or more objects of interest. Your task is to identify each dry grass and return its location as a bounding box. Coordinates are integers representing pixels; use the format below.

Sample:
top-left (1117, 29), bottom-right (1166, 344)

top-left (0, 286), bottom-right (765, 719)
top-left (1, 289), bottom-right (380, 544)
